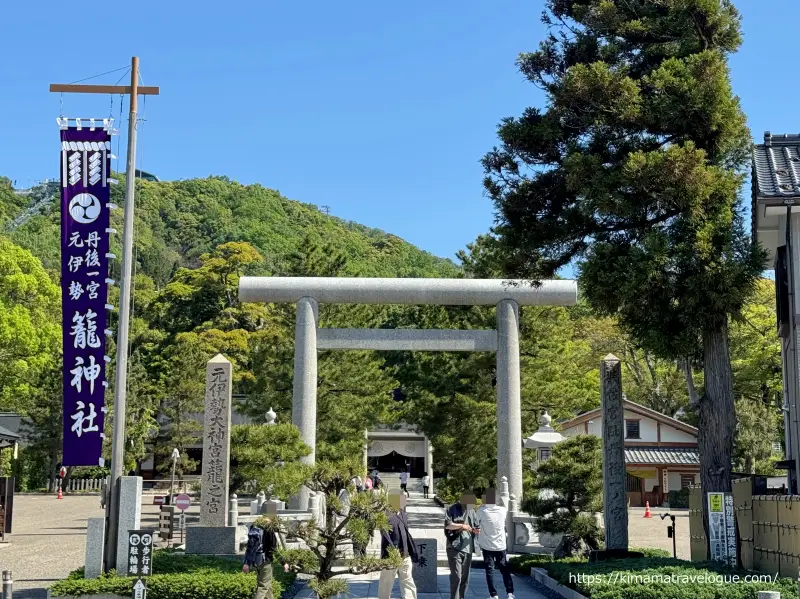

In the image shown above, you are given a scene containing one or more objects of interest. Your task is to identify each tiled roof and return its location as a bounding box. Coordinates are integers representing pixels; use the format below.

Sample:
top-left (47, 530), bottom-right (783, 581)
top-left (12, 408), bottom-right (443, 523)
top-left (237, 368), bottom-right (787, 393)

top-left (625, 447), bottom-right (699, 466)
top-left (0, 424), bottom-right (19, 448)
top-left (753, 133), bottom-right (800, 199)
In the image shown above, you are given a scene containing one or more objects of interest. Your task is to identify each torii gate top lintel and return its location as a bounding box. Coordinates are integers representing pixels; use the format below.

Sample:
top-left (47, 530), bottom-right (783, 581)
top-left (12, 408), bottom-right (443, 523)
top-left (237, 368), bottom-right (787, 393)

top-left (238, 276), bottom-right (578, 307)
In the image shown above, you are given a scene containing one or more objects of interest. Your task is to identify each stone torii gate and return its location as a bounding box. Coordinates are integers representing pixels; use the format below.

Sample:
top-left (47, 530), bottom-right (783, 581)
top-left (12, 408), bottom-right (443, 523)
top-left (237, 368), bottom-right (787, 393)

top-left (239, 277), bottom-right (578, 508)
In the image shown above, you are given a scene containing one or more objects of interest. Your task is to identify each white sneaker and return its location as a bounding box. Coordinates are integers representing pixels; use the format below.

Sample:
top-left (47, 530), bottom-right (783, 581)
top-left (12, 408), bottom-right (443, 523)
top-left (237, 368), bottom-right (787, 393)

top-left (507, 594), bottom-right (515, 599)
top-left (487, 596), bottom-right (499, 599)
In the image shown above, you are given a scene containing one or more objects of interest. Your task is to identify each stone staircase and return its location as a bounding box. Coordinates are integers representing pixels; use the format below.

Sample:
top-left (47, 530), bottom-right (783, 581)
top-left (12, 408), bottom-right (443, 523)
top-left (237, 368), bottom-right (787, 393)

top-left (376, 473), bottom-right (425, 493)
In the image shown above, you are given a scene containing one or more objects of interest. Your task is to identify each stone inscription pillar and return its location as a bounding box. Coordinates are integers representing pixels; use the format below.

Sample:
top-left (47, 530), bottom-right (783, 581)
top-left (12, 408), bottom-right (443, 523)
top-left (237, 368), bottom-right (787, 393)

top-left (601, 353), bottom-right (628, 550)
top-left (496, 299), bottom-right (523, 503)
top-left (200, 354), bottom-right (232, 527)
top-left (292, 296), bottom-right (318, 510)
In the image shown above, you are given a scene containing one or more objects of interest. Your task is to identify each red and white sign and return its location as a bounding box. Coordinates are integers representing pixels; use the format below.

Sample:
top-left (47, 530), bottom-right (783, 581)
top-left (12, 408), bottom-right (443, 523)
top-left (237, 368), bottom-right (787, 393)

top-left (152, 496), bottom-right (165, 505)
top-left (175, 494), bottom-right (191, 511)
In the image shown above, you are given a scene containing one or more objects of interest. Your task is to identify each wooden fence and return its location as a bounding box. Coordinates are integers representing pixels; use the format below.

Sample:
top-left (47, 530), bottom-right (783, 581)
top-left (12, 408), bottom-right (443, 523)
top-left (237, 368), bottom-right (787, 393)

top-left (688, 484), bottom-right (708, 561)
top-left (689, 478), bottom-right (800, 579)
top-left (65, 477), bottom-right (105, 492)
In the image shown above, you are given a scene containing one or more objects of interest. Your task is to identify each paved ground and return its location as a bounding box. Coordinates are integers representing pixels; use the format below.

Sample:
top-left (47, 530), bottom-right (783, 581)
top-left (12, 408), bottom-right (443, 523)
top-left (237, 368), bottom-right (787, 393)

top-left (295, 568), bottom-right (549, 599)
top-left (405, 497), bottom-right (449, 561)
top-left (1, 494), bottom-right (688, 599)
top-left (0, 494), bottom-right (106, 598)
top-left (628, 507), bottom-right (689, 560)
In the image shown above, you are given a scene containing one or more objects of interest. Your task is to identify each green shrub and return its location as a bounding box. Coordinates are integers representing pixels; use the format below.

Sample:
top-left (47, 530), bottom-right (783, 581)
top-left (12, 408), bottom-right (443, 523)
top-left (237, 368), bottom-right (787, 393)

top-left (151, 551), bottom-right (242, 574)
top-left (630, 547), bottom-right (671, 558)
top-left (509, 554), bottom-right (556, 574)
top-left (667, 489), bottom-right (690, 509)
top-left (524, 436), bottom-right (604, 555)
top-left (540, 557), bottom-right (797, 598)
top-left (51, 550), bottom-right (294, 599)
top-left (510, 547), bottom-right (672, 575)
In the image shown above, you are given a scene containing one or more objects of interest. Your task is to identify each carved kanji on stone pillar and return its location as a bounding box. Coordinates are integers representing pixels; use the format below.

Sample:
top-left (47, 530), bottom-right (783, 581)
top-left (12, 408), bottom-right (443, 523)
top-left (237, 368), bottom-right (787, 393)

top-left (601, 354), bottom-right (628, 550)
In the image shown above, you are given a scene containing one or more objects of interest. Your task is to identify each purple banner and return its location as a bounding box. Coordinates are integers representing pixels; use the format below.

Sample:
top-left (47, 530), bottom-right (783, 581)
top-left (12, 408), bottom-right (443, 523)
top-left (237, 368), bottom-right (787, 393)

top-left (60, 126), bottom-right (112, 467)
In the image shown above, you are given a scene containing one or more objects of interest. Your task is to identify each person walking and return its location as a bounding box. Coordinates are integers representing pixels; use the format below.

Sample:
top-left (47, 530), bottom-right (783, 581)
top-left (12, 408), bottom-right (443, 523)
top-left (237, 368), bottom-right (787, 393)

top-left (422, 474), bottom-right (430, 499)
top-left (444, 493), bottom-right (478, 599)
top-left (379, 492), bottom-right (418, 599)
top-left (476, 490), bottom-right (514, 599)
top-left (400, 470), bottom-right (410, 497)
top-left (243, 518), bottom-right (279, 599)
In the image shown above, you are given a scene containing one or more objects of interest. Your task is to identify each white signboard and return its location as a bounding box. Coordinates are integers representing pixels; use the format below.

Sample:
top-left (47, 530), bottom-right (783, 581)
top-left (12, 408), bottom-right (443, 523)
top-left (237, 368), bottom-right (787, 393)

top-left (707, 492), bottom-right (737, 567)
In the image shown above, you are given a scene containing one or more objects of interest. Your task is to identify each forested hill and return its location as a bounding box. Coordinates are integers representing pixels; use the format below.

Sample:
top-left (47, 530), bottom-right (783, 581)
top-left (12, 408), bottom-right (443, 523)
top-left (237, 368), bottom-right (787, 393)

top-left (0, 175), bottom-right (459, 284)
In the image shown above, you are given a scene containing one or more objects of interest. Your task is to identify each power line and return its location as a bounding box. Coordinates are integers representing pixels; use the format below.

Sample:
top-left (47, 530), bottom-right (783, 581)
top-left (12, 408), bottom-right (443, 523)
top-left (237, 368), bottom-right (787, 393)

top-left (68, 65), bottom-right (131, 85)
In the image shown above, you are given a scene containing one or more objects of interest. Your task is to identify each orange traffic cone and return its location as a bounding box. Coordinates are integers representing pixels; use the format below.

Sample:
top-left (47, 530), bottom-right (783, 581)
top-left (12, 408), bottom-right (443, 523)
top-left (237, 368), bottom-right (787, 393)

top-left (57, 486), bottom-right (63, 499)
top-left (643, 501), bottom-right (652, 518)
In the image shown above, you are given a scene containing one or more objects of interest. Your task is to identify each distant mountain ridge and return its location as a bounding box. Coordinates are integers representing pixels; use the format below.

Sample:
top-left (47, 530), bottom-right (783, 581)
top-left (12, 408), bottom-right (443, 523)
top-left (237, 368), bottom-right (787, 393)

top-left (0, 175), bottom-right (460, 284)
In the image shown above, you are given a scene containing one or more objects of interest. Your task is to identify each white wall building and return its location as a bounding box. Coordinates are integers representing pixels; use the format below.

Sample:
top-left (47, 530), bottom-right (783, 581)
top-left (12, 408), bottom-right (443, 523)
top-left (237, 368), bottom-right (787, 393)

top-left (560, 400), bottom-right (699, 507)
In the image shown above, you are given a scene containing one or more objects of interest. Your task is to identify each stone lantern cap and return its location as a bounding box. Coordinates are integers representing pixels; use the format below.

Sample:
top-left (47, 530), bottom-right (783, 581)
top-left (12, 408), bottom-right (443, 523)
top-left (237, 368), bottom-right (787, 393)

top-left (523, 411), bottom-right (564, 449)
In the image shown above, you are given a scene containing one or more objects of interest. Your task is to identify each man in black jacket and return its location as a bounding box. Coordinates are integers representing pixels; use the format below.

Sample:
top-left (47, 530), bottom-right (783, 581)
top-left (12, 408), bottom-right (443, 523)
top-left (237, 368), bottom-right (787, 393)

top-left (379, 491), bottom-right (418, 599)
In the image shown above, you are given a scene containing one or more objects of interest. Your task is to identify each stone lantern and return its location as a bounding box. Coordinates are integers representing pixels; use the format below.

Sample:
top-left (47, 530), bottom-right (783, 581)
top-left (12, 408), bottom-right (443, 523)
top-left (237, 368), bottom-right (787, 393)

top-left (523, 411), bottom-right (564, 465)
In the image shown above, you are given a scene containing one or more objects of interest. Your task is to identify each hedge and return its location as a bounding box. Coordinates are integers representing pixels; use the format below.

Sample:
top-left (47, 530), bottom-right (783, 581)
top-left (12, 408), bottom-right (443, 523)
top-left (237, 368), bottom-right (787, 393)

top-left (508, 547), bottom-right (670, 575)
top-left (51, 551), bottom-right (295, 599)
top-left (667, 488), bottom-right (690, 509)
top-left (541, 558), bottom-right (797, 599)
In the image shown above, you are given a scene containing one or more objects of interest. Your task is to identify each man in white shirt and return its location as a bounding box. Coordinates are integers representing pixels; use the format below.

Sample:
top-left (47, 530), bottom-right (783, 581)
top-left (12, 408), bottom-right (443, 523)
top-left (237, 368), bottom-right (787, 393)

top-left (475, 489), bottom-right (514, 599)
top-left (422, 474), bottom-right (430, 499)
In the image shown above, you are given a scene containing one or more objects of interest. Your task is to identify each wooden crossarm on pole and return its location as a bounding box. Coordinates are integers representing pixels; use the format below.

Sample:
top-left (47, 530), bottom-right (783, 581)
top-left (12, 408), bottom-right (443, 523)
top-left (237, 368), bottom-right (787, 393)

top-left (49, 84), bottom-right (160, 95)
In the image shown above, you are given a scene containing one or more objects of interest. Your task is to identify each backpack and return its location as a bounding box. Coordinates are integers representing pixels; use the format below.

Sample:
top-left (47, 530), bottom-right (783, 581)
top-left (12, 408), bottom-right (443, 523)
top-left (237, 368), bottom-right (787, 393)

top-left (244, 525), bottom-right (266, 567)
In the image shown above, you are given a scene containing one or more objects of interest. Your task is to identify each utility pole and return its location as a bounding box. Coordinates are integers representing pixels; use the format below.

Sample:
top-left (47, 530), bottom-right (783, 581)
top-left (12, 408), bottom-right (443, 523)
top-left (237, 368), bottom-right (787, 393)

top-left (50, 56), bottom-right (159, 571)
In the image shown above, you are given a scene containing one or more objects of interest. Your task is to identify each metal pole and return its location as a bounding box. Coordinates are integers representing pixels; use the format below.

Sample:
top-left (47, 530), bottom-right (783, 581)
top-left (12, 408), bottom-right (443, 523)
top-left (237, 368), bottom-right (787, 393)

top-left (672, 516), bottom-right (677, 559)
top-left (105, 56), bottom-right (140, 571)
top-left (2, 570), bottom-right (12, 599)
top-left (169, 448), bottom-right (179, 505)
top-left (785, 202), bottom-right (800, 494)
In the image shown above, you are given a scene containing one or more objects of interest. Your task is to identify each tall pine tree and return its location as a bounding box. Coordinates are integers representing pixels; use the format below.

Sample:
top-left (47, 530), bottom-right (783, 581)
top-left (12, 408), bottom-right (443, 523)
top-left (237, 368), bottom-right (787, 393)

top-left (482, 0), bottom-right (765, 537)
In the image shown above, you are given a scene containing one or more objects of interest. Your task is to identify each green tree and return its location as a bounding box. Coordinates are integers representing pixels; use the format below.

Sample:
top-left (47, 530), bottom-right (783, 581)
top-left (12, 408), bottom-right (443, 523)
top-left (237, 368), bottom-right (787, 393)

top-left (153, 334), bottom-right (207, 475)
top-left (230, 423), bottom-right (313, 498)
top-left (729, 279), bottom-right (782, 405)
top-left (734, 398), bottom-right (779, 474)
top-left (275, 458), bottom-right (402, 599)
top-left (728, 278), bottom-right (783, 474)
top-left (17, 364), bottom-right (63, 491)
top-left (482, 1), bottom-right (764, 533)
top-left (524, 435), bottom-right (603, 556)
top-left (0, 237), bottom-right (61, 413)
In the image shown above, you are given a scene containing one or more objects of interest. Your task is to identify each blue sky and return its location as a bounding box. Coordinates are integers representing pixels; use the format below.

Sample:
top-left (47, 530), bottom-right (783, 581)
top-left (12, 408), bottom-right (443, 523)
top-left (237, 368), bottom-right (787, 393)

top-left (0, 0), bottom-right (796, 268)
